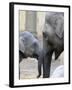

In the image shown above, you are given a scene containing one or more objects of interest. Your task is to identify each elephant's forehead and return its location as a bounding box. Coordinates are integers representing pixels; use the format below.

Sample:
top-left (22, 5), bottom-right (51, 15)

top-left (45, 12), bottom-right (64, 23)
top-left (44, 12), bottom-right (64, 33)
top-left (20, 31), bottom-right (39, 46)
top-left (46, 12), bottom-right (64, 17)
top-left (20, 31), bottom-right (34, 39)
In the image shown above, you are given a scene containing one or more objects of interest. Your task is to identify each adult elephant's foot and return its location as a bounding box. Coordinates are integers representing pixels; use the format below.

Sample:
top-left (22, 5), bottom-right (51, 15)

top-left (43, 74), bottom-right (50, 78)
top-left (37, 74), bottom-right (41, 78)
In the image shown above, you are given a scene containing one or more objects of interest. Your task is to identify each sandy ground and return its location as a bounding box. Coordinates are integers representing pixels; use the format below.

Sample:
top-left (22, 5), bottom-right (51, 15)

top-left (19, 55), bottom-right (63, 79)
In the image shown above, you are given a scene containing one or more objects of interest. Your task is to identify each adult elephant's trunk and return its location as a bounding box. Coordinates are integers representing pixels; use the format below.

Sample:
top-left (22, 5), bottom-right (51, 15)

top-left (43, 49), bottom-right (54, 78)
top-left (43, 37), bottom-right (54, 78)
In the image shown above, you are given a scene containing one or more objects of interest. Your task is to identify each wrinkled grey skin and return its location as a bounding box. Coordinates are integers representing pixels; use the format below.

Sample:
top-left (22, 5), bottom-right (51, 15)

top-left (43, 12), bottom-right (64, 78)
top-left (19, 31), bottom-right (42, 78)
top-left (37, 49), bottom-right (44, 78)
top-left (19, 31), bottom-right (40, 62)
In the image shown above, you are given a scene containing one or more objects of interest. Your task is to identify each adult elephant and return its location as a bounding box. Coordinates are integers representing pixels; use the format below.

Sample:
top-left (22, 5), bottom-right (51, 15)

top-left (43, 12), bottom-right (64, 78)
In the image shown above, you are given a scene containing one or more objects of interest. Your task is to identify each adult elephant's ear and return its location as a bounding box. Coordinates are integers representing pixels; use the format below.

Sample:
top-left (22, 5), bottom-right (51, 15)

top-left (55, 16), bottom-right (64, 39)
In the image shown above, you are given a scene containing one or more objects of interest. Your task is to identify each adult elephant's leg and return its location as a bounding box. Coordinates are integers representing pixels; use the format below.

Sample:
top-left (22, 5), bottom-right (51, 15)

top-left (43, 46), bottom-right (53, 78)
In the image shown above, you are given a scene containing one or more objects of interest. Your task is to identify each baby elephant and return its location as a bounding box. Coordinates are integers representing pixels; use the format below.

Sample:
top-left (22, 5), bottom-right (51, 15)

top-left (19, 31), bottom-right (39, 62)
top-left (19, 31), bottom-right (43, 78)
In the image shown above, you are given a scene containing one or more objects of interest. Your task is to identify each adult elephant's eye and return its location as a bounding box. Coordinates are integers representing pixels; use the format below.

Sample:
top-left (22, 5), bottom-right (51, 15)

top-left (43, 31), bottom-right (48, 40)
top-left (43, 31), bottom-right (46, 37)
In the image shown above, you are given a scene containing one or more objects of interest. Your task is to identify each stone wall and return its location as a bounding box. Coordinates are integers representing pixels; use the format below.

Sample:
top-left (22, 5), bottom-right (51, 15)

top-left (19, 11), bottom-right (26, 31)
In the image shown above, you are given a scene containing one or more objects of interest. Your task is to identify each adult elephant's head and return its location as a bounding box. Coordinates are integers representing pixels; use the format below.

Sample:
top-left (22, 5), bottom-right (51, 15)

top-left (43, 12), bottom-right (64, 78)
